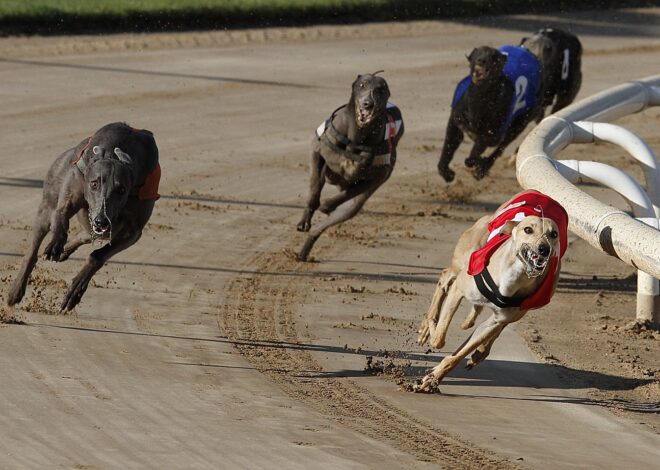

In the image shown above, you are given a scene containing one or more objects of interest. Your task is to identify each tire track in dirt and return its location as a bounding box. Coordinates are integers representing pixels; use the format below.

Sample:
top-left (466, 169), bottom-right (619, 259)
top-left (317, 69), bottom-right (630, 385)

top-left (220, 249), bottom-right (519, 468)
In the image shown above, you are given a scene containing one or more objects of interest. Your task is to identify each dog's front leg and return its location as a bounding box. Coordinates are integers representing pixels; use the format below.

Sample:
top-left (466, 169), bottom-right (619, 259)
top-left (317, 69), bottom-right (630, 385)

top-left (61, 226), bottom-right (142, 311)
top-left (418, 269), bottom-right (454, 345)
top-left (472, 113), bottom-right (531, 180)
top-left (297, 150), bottom-right (325, 232)
top-left (430, 283), bottom-right (464, 350)
top-left (415, 314), bottom-right (505, 393)
top-left (43, 181), bottom-right (83, 261)
top-left (7, 200), bottom-right (53, 306)
top-left (437, 119), bottom-right (464, 183)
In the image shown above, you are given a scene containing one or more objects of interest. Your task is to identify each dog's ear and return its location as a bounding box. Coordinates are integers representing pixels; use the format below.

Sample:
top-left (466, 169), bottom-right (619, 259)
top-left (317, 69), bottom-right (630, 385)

top-left (494, 51), bottom-right (507, 73)
top-left (466, 48), bottom-right (477, 63)
top-left (114, 147), bottom-right (133, 166)
top-left (519, 36), bottom-right (529, 46)
top-left (381, 79), bottom-right (391, 100)
top-left (499, 220), bottom-right (520, 235)
top-left (352, 74), bottom-right (363, 87)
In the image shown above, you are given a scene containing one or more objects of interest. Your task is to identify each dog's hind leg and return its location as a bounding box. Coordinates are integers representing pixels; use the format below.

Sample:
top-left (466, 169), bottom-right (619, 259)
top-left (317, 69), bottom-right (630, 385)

top-left (7, 201), bottom-right (52, 306)
top-left (463, 140), bottom-right (488, 170)
top-left (552, 71), bottom-right (581, 114)
top-left (461, 305), bottom-right (484, 330)
top-left (472, 113), bottom-right (530, 180)
top-left (297, 150), bottom-right (326, 232)
top-left (319, 183), bottom-right (364, 215)
top-left (417, 269), bottom-right (454, 345)
top-left (430, 283), bottom-right (463, 350)
top-left (465, 332), bottom-right (499, 370)
top-left (297, 176), bottom-right (385, 261)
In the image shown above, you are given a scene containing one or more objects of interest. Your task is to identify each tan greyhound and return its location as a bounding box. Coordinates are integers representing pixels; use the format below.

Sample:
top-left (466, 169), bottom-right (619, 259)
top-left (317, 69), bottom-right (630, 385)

top-left (415, 190), bottom-right (568, 393)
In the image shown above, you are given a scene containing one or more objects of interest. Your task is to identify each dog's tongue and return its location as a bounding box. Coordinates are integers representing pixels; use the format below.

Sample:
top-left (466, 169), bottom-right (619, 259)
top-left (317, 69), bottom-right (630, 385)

top-left (358, 107), bottom-right (371, 124)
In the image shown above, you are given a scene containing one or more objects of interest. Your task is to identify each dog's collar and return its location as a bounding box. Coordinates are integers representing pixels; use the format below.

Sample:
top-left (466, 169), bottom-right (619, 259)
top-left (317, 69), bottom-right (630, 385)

top-left (474, 267), bottom-right (526, 309)
top-left (72, 136), bottom-right (93, 174)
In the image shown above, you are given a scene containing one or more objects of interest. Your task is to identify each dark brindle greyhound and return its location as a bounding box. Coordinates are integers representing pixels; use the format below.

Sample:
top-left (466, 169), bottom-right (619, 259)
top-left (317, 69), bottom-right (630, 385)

top-left (521, 27), bottom-right (582, 121)
top-left (437, 45), bottom-right (541, 183)
top-left (7, 122), bottom-right (161, 311)
top-left (296, 72), bottom-right (404, 261)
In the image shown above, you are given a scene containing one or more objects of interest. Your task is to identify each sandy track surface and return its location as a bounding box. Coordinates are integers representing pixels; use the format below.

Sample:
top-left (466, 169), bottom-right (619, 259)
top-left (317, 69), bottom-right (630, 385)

top-left (1, 8), bottom-right (658, 468)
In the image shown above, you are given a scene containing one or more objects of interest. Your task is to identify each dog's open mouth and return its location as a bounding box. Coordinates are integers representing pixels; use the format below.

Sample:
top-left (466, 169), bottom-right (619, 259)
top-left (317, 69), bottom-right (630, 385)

top-left (356, 105), bottom-right (375, 126)
top-left (91, 226), bottom-right (111, 240)
top-left (471, 68), bottom-right (487, 84)
top-left (517, 244), bottom-right (549, 277)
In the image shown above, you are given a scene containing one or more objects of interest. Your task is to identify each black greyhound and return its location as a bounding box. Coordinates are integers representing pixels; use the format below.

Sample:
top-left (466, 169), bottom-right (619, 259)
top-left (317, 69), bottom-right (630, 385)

top-left (7, 122), bottom-right (161, 311)
top-left (521, 28), bottom-right (582, 121)
top-left (437, 45), bottom-right (542, 183)
top-left (296, 72), bottom-right (404, 261)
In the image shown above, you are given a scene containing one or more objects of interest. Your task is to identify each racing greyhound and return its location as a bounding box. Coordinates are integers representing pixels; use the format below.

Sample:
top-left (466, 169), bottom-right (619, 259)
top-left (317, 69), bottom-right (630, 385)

top-left (521, 27), bottom-right (582, 121)
top-left (7, 122), bottom-right (160, 311)
top-left (437, 45), bottom-right (542, 183)
top-left (415, 190), bottom-right (568, 393)
top-left (296, 72), bottom-right (404, 261)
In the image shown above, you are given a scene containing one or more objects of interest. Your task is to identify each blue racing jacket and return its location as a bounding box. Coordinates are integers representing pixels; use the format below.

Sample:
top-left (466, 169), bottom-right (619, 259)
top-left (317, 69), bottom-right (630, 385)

top-left (451, 45), bottom-right (542, 138)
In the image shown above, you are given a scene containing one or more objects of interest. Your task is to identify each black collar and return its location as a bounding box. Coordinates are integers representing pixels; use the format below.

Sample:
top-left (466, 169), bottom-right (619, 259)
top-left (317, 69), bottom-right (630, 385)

top-left (474, 267), bottom-right (525, 309)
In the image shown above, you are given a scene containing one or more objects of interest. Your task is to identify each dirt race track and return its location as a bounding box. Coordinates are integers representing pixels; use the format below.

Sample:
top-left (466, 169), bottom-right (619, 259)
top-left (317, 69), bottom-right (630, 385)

top-left (0, 7), bottom-right (659, 469)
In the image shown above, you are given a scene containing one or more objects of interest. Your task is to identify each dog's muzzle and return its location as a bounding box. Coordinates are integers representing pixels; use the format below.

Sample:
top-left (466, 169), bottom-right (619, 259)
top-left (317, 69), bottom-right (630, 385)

top-left (517, 243), bottom-right (550, 278)
top-left (356, 100), bottom-right (376, 126)
top-left (90, 213), bottom-right (112, 239)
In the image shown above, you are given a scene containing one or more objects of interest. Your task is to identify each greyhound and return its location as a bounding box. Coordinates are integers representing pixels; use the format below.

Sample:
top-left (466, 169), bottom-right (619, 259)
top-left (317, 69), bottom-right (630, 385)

top-left (296, 72), bottom-right (404, 261)
top-left (414, 190), bottom-right (568, 393)
top-left (521, 28), bottom-right (582, 121)
top-left (437, 45), bottom-right (542, 183)
top-left (6, 122), bottom-right (160, 311)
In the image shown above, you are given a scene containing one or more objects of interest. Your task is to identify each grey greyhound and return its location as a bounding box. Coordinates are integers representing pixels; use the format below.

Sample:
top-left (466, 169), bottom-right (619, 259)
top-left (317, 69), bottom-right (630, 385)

top-left (7, 122), bottom-right (160, 311)
top-left (296, 72), bottom-right (404, 261)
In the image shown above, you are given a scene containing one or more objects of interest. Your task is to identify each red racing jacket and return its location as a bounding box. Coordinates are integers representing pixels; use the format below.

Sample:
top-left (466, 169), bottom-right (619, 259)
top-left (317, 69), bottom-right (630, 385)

top-left (467, 190), bottom-right (569, 310)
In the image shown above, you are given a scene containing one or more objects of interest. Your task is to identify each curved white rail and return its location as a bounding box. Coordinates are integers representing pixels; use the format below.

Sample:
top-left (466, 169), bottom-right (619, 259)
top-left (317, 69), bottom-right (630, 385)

top-left (570, 122), bottom-right (660, 216)
top-left (517, 75), bottom-right (660, 322)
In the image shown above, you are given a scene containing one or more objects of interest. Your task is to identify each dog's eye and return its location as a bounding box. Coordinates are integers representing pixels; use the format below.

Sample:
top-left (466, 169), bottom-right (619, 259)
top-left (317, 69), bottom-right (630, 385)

top-left (549, 230), bottom-right (558, 239)
top-left (359, 82), bottom-right (366, 88)
top-left (90, 181), bottom-right (99, 190)
top-left (116, 186), bottom-right (126, 195)
top-left (524, 226), bottom-right (533, 235)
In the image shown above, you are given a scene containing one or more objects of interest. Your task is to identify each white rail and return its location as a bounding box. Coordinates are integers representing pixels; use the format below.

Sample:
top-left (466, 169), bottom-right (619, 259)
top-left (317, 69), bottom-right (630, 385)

top-left (517, 75), bottom-right (660, 323)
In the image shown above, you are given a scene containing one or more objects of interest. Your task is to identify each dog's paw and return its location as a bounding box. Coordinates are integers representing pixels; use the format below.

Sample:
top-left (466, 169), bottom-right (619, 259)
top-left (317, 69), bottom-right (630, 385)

top-left (43, 233), bottom-right (67, 261)
top-left (412, 374), bottom-right (441, 394)
top-left (430, 331), bottom-right (445, 350)
top-left (61, 272), bottom-right (90, 312)
top-left (471, 158), bottom-right (494, 181)
top-left (464, 156), bottom-right (477, 168)
top-left (6, 282), bottom-right (25, 306)
top-left (296, 218), bottom-right (311, 232)
top-left (417, 317), bottom-right (432, 345)
top-left (437, 164), bottom-right (455, 183)
top-left (460, 318), bottom-right (475, 330)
